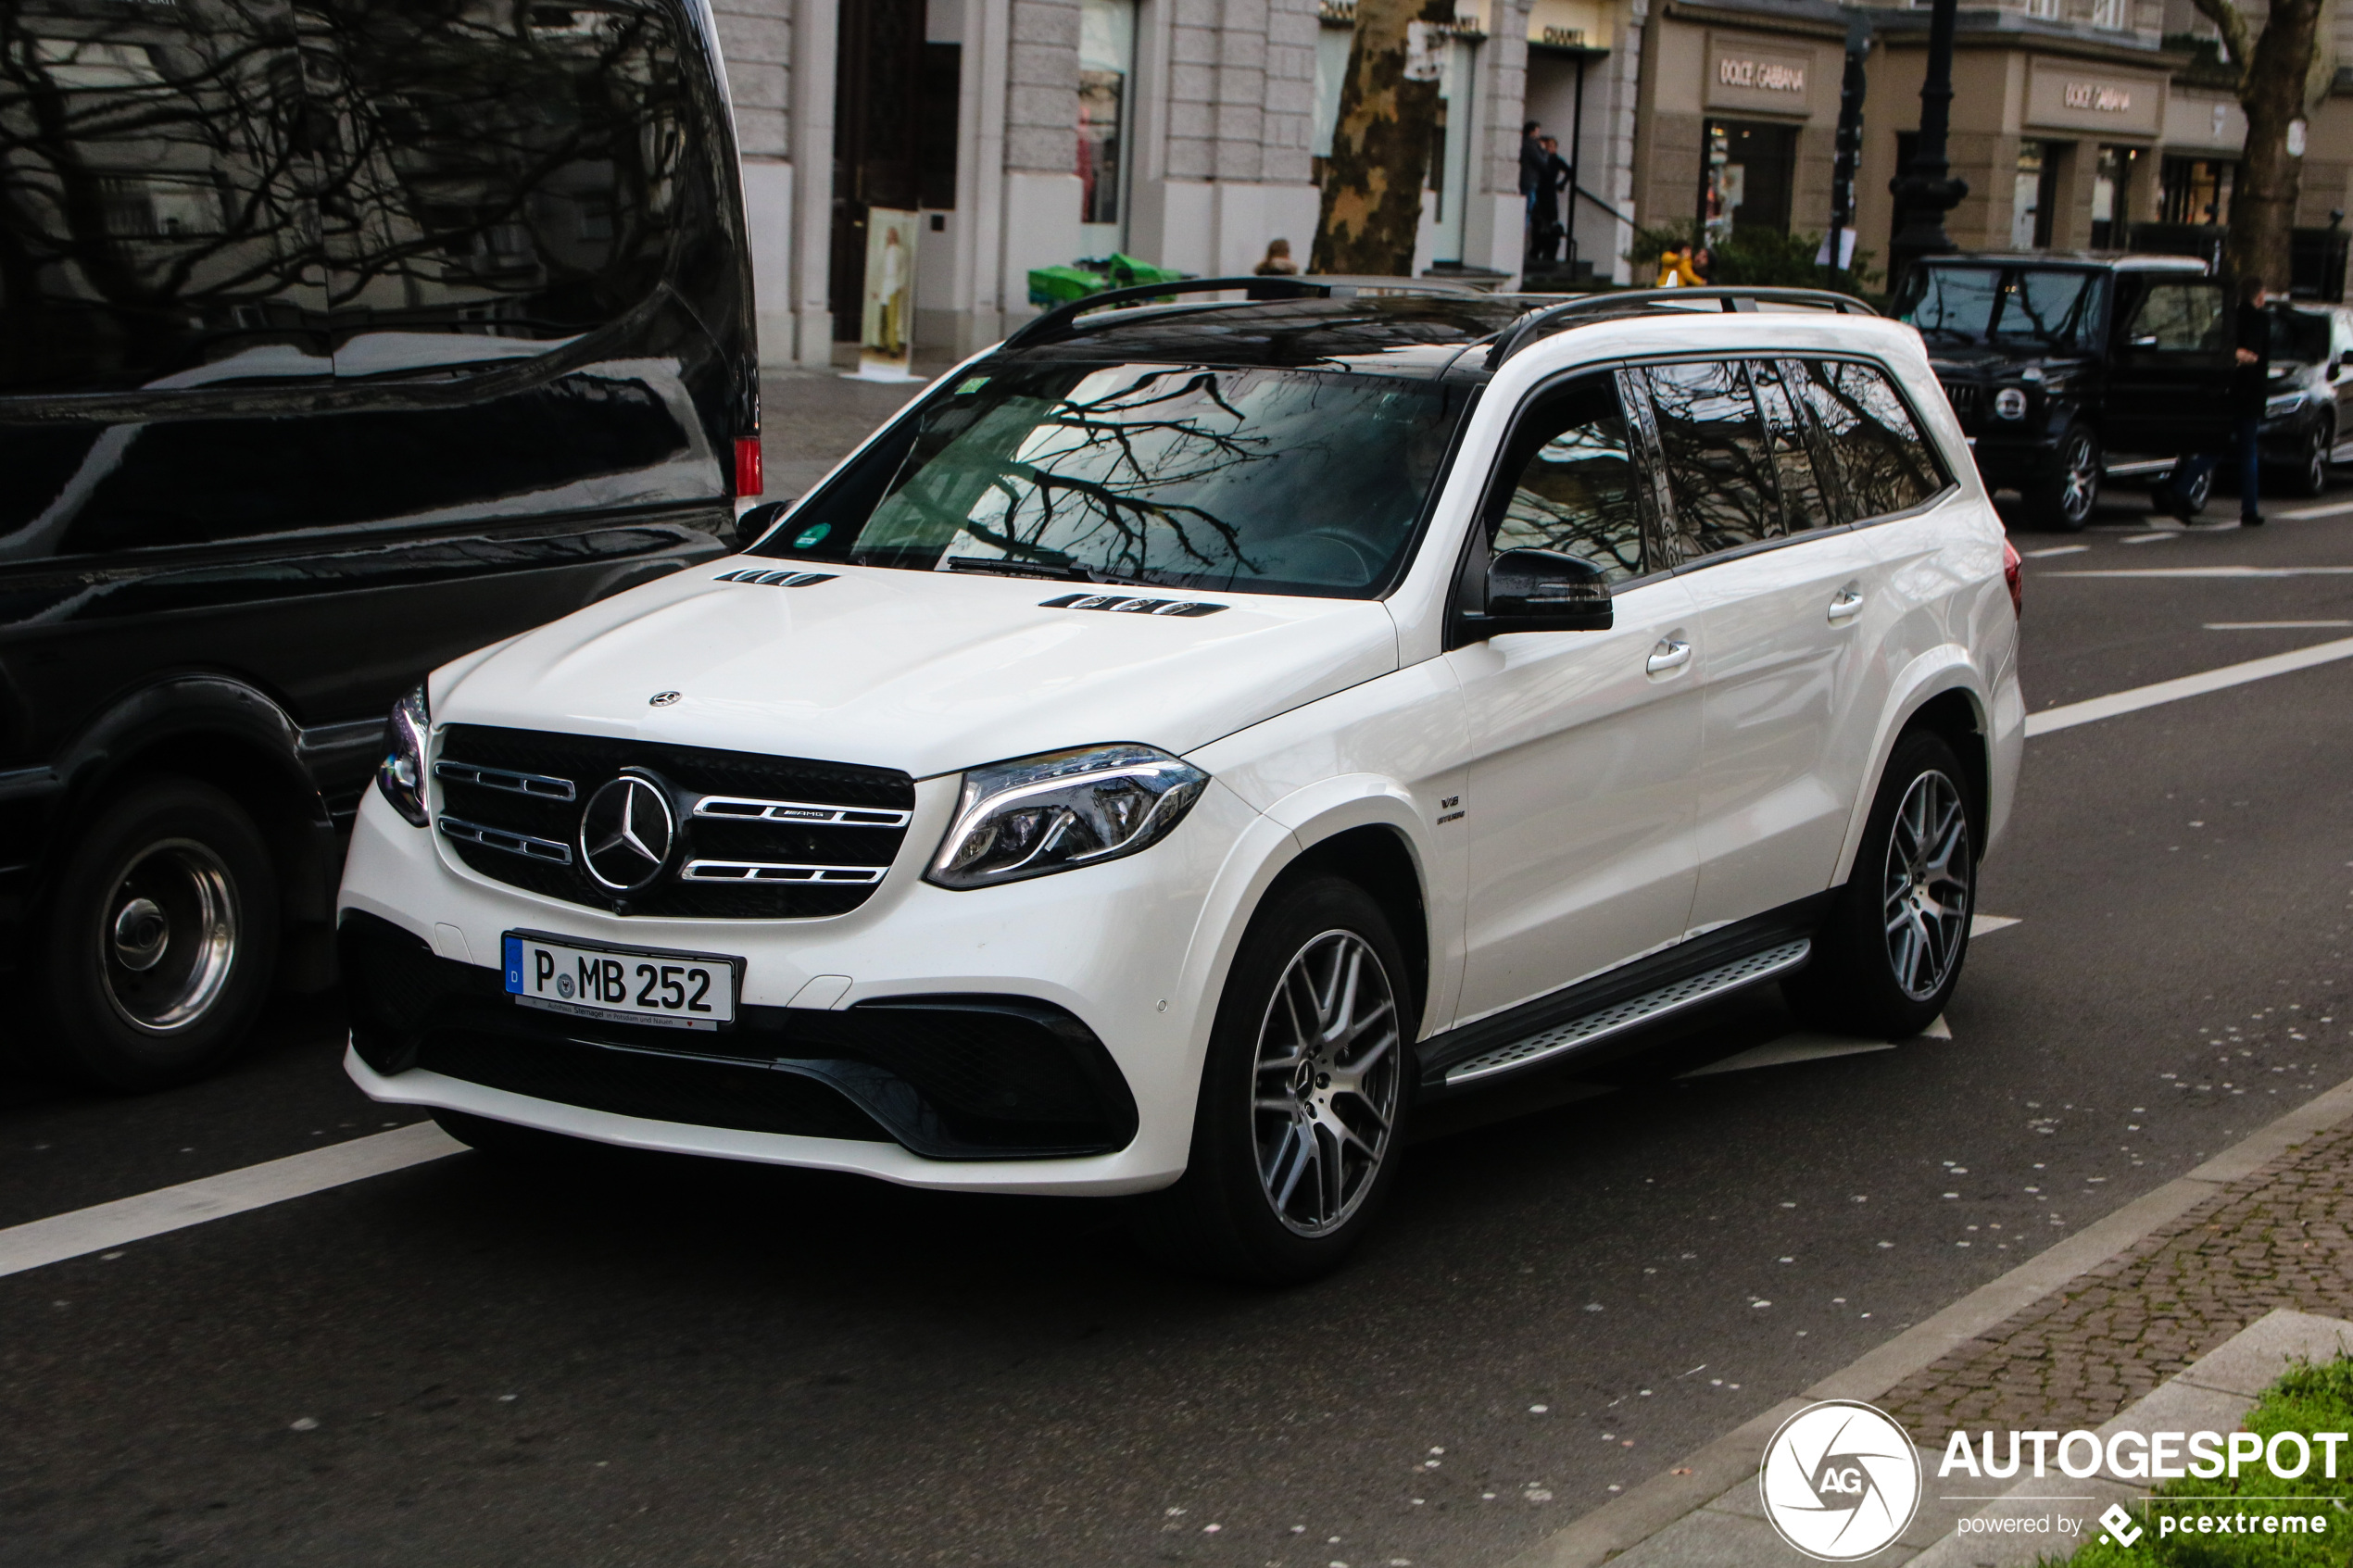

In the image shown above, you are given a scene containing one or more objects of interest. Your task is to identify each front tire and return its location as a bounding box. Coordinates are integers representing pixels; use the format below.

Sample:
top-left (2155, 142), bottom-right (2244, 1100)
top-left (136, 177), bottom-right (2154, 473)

top-left (2030, 425), bottom-right (2101, 532)
top-left (35, 778), bottom-right (280, 1090)
top-left (2290, 420), bottom-right (2332, 498)
top-left (1134, 876), bottom-right (1412, 1284)
top-left (1783, 732), bottom-right (1976, 1041)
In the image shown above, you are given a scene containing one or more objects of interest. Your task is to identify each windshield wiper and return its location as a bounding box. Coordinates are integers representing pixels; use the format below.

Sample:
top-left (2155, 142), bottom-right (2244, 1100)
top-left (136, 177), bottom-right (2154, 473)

top-left (943, 556), bottom-right (1095, 582)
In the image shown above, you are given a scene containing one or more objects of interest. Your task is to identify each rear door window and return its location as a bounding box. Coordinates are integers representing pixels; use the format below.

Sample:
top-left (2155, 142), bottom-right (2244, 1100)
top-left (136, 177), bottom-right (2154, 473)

top-left (1791, 360), bottom-right (1944, 522)
top-left (1637, 359), bottom-right (1781, 558)
top-left (1747, 360), bottom-right (1835, 533)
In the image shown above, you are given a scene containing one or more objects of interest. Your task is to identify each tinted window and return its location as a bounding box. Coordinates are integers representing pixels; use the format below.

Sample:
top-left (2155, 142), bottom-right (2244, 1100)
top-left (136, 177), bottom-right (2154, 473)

top-left (1488, 377), bottom-right (1645, 583)
top-left (312, 0), bottom-right (699, 359)
top-left (2276, 307), bottom-right (2332, 366)
top-left (1641, 360), bottom-right (1780, 558)
top-left (1793, 360), bottom-right (1944, 521)
top-left (1749, 360), bottom-right (1833, 533)
top-left (756, 361), bottom-right (1474, 598)
top-left (1899, 267), bottom-right (2003, 345)
top-left (2123, 281), bottom-right (2226, 353)
top-left (1996, 270), bottom-right (2103, 348)
top-left (0, 0), bottom-right (330, 395)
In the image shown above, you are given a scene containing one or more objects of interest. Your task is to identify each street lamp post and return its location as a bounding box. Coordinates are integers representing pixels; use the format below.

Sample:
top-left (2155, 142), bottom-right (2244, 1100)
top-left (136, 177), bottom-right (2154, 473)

top-left (1888, 0), bottom-right (1969, 292)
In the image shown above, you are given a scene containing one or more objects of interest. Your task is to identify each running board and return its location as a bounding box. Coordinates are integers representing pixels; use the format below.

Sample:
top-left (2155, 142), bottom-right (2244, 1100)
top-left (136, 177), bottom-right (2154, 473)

top-left (1441, 939), bottom-right (1812, 1086)
top-left (2103, 458), bottom-right (2177, 480)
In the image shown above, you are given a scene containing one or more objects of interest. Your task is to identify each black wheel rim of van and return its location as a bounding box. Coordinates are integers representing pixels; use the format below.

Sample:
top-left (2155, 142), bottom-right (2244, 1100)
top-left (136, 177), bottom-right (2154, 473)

top-left (100, 839), bottom-right (239, 1034)
top-left (1251, 929), bottom-right (1403, 1237)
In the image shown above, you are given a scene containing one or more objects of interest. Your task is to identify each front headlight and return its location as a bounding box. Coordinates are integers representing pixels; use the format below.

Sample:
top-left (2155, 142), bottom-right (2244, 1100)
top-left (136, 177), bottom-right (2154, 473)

top-left (376, 683), bottom-right (430, 827)
top-left (2266, 390), bottom-right (2306, 420)
top-left (925, 743), bottom-right (1209, 890)
top-left (1993, 387), bottom-right (2028, 420)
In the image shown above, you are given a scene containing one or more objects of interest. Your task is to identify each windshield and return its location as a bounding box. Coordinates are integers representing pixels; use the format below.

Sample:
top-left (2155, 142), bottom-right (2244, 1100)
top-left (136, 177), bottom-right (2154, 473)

top-left (752, 360), bottom-right (1475, 597)
top-left (2276, 307), bottom-right (2332, 365)
top-left (1899, 267), bottom-right (2103, 347)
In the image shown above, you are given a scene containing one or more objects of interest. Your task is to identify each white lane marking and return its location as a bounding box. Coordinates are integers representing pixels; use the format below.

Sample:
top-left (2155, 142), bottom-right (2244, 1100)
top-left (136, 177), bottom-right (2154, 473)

top-left (2049, 566), bottom-right (2353, 579)
top-left (2024, 635), bottom-right (2353, 737)
top-left (1921, 1014), bottom-right (1954, 1040)
top-left (2119, 532), bottom-right (2178, 546)
top-left (1680, 1034), bottom-right (1898, 1079)
top-left (0, 1122), bottom-right (461, 1280)
top-left (2278, 498), bottom-right (2353, 519)
top-left (2021, 546), bottom-right (2091, 558)
top-left (2207, 620), bottom-right (2353, 630)
top-left (1970, 914), bottom-right (2021, 936)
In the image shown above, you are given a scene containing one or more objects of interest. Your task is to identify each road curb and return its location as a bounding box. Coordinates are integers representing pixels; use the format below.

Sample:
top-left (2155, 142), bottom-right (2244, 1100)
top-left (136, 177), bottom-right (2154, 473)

top-left (1498, 1073), bottom-right (2353, 1567)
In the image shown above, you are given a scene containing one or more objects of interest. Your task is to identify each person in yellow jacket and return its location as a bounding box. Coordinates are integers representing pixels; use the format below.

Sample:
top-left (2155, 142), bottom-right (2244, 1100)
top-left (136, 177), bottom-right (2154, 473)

top-left (1654, 243), bottom-right (1703, 288)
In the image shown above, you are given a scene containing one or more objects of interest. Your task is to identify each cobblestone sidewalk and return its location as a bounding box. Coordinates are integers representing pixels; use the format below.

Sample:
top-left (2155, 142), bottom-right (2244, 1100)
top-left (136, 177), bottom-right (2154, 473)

top-left (1882, 1117), bottom-right (2353, 1443)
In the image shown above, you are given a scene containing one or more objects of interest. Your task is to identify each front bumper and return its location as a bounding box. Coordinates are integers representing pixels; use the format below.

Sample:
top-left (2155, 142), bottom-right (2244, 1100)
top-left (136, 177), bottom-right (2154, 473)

top-left (336, 767), bottom-right (1267, 1194)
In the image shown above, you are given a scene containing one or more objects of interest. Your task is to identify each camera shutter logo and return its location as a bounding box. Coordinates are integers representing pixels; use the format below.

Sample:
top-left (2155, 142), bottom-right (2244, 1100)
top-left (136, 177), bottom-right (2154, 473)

top-left (1758, 1400), bottom-right (1921, 1561)
top-left (580, 774), bottom-right (675, 891)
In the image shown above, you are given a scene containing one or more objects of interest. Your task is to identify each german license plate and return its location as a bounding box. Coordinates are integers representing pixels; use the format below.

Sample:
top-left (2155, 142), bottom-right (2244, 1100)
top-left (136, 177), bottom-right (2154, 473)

top-left (502, 931), bottom-right (738, 1029)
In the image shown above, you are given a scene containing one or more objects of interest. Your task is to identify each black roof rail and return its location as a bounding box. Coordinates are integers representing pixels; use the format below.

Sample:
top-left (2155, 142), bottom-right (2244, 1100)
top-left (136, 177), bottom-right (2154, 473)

top-left (1001, 272), bottom-right (1489, 351)
top-left (1488, 286), bottom-right (1879, 369)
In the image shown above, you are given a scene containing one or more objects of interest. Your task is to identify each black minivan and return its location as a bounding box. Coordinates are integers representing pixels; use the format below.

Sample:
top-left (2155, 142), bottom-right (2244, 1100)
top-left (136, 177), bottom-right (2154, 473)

top-left (0, 0), bottom-right (758, 1086)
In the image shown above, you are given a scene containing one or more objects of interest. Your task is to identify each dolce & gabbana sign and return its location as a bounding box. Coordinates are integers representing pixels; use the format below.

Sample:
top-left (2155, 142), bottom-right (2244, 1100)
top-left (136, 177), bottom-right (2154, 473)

top-left (2026, 59), bottom-right (2162, 135)
top-left (1705, 32), bottom-right (1818, 116)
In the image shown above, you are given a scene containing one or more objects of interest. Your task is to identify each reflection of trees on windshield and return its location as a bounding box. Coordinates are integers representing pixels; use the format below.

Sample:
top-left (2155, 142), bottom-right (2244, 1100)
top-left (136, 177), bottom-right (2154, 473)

top-left (851, 363), bottom-right (1466, 595)
top-left (1902, 269), bottom-right (2003, 342)
top-left (1994, 271), bottom-right (2097, 345)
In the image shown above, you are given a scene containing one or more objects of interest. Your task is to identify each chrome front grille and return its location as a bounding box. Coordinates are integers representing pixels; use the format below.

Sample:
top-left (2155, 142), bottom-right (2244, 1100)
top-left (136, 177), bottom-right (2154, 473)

top-left (432, 724), bottom-right (914, 918)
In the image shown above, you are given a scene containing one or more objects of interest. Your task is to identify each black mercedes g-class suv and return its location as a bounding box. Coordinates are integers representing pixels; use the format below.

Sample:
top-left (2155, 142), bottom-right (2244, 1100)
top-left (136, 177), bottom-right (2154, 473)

top-left (1896, 254), bottom-right (2240, 530)
top-left (0, 0), bottom-right (760, 1089)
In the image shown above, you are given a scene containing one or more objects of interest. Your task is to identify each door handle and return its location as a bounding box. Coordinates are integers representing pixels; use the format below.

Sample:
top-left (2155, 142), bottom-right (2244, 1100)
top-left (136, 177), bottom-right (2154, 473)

top-left (1646, 637), bottom-right (1692, 674)
top-left (1828, 585), bottom-right (1866, 623)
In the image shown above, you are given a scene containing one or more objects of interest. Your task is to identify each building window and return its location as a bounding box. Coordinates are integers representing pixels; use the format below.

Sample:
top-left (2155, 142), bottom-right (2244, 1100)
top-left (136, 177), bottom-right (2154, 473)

top-left (2091, 144), bottom-right (2138, 246)
top-left (2160, 157), bottom-right (2233, 225)
top-left (1078, 0), bottom-right (1136, 255)
top-left (2089, 0), bottom-right (2128, 29)
top-left (2024, 0), bottom-right (2058, 19)
top-left (1704, 119), bottom-right (1797, 238)
top-left (2012, 141), bottom-right (2057, 249)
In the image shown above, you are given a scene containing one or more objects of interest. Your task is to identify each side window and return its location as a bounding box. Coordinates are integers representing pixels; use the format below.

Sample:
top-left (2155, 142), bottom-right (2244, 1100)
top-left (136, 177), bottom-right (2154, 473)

top-left (1793, 360), bottom-right (1944, 521)
top-left (2122, 282), bottom-right (2227, 353)
top-left (1748, 360), bottom-right (1834, 533)
top-left (1640, 359), bottom-right (1780, 558)
top-left (1486, 376), bottom-right (1647, 583)
top-left (0, 0), bottom-right (327, 396)
top-left (315, 0), bottom-right (701, 360)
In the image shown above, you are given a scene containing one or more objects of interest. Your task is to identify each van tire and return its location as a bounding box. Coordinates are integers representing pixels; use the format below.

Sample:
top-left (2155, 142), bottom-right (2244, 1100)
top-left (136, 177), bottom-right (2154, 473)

top-left (1133, 876), bottom-right (1413, 1285)
top-left (36, 778), bottom-right (280, 1090)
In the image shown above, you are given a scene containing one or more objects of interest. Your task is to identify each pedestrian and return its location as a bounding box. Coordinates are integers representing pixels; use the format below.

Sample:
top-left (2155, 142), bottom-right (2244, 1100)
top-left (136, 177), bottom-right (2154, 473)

top-left (1254, 238), bottom-right (1298, 277)
top-left (1520, 120), bottom-right (1546, 258)
top-left (1690, 245), bottom-right (1714, 284)
top-left (2158, 274), bottom-right (2272, 527)
top-left (1655, 241), bottom-right (1699, 288)
top-left (1529, 135), bottom-right (1571, 265)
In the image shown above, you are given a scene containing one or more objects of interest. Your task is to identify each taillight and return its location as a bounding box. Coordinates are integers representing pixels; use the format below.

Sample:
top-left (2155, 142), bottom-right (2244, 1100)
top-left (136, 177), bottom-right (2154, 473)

top-left (2002, 539), bottom-right (2023, 620)
top-left (734, 436), bottom-right (763, 497)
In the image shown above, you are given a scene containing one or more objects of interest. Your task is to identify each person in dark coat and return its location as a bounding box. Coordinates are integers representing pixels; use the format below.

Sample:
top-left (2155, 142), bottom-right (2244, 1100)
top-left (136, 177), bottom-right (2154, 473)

top-left (1520, 121), bottom-right (1545, 258)
top-left (2160, 275), bottom-right (2273, 527)
top-left (1529, 135), bottom-right (1572, 265)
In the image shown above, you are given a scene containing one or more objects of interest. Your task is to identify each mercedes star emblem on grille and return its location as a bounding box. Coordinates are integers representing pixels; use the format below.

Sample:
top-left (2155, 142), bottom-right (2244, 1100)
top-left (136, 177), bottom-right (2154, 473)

top-left (579, 773), bottom-right (675, 891)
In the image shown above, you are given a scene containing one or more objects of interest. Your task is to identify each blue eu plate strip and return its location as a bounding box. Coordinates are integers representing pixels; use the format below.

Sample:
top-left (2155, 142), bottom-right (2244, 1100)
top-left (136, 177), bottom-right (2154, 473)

top-left (503, 935), bottom-right (523, 995)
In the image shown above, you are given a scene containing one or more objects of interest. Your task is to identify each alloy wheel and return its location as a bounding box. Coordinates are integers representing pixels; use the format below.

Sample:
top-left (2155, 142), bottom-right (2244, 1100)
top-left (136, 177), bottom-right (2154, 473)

top-left (2058, 432), bottom-right (2099, 526)
top-left (1251, 929), bottom-right (1403, 1236)
top-left (2307, 427), bottom-right (2331, 496)
top-left (100, 838), bottom-right (240, 1033)
top-left (1881, 771), bottom-right (1972, 1003)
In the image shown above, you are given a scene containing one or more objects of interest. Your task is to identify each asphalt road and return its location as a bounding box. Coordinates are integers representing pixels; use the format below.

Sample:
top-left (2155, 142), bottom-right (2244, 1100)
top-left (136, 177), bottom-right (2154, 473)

top-left (9, 479), bottom-right (2353, 1568)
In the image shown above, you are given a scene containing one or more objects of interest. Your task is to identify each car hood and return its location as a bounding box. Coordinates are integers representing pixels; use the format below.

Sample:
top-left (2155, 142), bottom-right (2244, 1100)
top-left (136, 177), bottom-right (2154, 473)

top-left (432, 561), bottom-right (1402, 777)
top-left (1927, 345), bottom-right (2087, 379)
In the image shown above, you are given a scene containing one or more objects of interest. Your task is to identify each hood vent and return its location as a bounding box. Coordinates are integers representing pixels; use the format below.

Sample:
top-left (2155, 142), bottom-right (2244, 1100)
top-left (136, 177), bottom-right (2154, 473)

top-left (714, 569), bottom-right (838, 587)
top-left (1039, 592), bottom-right (1227, 618)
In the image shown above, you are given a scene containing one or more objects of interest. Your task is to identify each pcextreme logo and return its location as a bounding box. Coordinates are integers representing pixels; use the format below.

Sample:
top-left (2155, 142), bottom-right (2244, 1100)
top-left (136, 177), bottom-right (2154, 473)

top-left (1759, 1400), bottom-right (1923, 1561)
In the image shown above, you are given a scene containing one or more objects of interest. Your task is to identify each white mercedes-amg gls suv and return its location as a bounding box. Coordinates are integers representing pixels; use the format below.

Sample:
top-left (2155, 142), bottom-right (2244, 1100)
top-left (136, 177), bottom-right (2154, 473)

top-left (339, 282), bottom-right (2023, 1282)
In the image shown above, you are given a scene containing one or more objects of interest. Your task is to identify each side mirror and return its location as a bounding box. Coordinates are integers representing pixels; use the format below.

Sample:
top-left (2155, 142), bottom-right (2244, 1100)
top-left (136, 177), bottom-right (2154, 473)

top-left (1464, 548), bottom-right (1613, 637)
top-left (2127, 333), bottom-right (2160, 349)
top-left (735, 499), bottom-right (793, 547)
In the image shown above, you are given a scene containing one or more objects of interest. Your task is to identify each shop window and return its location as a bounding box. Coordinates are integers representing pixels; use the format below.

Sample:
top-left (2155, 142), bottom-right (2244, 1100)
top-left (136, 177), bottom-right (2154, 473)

top-left (2024, 0), bottom-right (2058, 19)
top-left (2090, 0), bottom-right (2129, 29)
top-left (2091, 145), bottom-right (2138, 247)
top-left (1078, 0), bottom-right (1136, 256)
top-left (1702, 119), bottom-right (1795, 238)
top-left (1310, 17), bottom-right (1350, 184)
top-left (2011, 142), bottom-right (2059, 250)
top-left (2160, 157), bottom-right (2233, 226)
